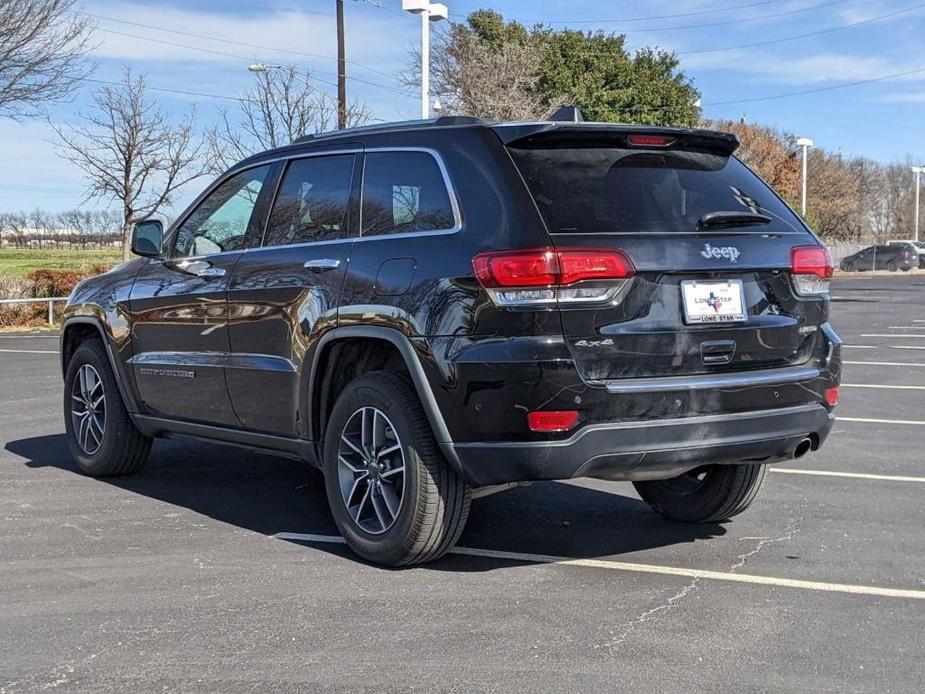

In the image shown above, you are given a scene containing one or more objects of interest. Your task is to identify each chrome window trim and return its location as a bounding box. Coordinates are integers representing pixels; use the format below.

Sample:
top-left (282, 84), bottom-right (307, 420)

top-left (162, 146), bottom-right (463, 262)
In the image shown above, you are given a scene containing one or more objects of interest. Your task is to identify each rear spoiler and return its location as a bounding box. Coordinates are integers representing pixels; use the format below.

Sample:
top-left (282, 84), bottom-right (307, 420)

top-left (494, 123), bottom-right (740, 157)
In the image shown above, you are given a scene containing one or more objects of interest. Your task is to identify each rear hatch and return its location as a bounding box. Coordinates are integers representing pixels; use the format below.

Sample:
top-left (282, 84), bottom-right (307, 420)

top-left (500, 125), bottom-right (831, 381)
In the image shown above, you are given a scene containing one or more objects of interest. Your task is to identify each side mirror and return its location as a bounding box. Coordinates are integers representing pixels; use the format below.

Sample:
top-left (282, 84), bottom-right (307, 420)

top-left (131, 219), bottom-right (164, 258)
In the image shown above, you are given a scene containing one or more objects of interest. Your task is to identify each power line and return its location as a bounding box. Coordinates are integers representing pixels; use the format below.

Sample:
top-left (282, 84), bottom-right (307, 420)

top-left (84, 77), bottom-right (253, 103)
top-left (92, 26), bottom-right (406, 98)
top-left (703, 65), bottom-right (925, 106)
top-left (679, 1), bottom-right (925, 54)
top-left (87, 12), bottom-right (401, 83)
top-left (451, 0), bottom-right (785, 23)
top-left (605, 0), bottom-right (851, 33)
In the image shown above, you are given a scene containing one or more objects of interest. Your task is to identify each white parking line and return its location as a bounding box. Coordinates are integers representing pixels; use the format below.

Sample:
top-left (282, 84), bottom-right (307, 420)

top-left (0, 348), bottom-right (58, 354)
top-left (773, 468), bottom-right (925, 483)
top-left (842, 383), bottom-right (925, 390)
top-left (862, 334), bottom-right (925, 338)
top-left (0, 334), bottom-right (58, 339)
top-left (888, 326), bottom-right (925, 330)
top-left (890, 345), bottom-right (925, 350)
top-left (839, 416), bottom-right (925, 426)
top-left (842, 345), bottom-right (877, 349)
top-left (844, 360), bottom-right (925, 367)
top-left (271, 532), bottom-right (925, 600)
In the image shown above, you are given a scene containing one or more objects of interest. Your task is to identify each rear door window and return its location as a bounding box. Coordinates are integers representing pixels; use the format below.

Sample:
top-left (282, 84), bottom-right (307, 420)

top-left (361, 151), bottom-right (456, 236)
top-left (506, 145), bottom-right (805, 235)
top-left (264, 154), bottom-right (356, 246)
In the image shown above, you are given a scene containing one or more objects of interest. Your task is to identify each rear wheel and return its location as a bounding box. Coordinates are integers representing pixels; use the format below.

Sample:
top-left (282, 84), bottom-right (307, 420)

top-left (322, 371), bottom-right (470, 566)
top-left (63, 340), bottom-right (151, 477)
top-left (633, 463), bottom-right (768, 523)
top-left (886, 260), bottom-right (898, 272)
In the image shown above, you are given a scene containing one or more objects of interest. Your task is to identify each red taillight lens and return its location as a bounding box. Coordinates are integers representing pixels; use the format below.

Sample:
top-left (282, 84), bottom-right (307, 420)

top-left (527, 410), bottom-right (579, 432)
top-left (626, 134), bottom-right (675, 147)
top-left (472, 248), bottom-right (634, 288)
top-left (558, 250), bottom-right (635, 285)
top-left (825, 386), bottom-right (839, 407)
top-left (791, 245), bottom-right (834, 279)
top-left (472, 249), bottom-right (557, 287)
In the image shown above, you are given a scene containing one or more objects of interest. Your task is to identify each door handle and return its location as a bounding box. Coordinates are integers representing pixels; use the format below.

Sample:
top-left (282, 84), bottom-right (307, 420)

top-left (304, 258), bottom-right (341, 271)
top-left (196, 267), bottom-right (226, 278)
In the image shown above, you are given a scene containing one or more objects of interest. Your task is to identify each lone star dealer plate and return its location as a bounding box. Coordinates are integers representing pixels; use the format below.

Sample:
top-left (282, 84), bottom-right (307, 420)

top-left (680, 279), bottom-right (747, 324)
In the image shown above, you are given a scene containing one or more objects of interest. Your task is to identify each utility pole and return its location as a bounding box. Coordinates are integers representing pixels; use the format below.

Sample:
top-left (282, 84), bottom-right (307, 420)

top-left (913, 166), bottom-right (924, 243)
top-left (796, 137), bottom-right (813, 217)
top-left (403, 1), bottom-right (448, 119)
top-left (336, 0), bottom-right (347, 129)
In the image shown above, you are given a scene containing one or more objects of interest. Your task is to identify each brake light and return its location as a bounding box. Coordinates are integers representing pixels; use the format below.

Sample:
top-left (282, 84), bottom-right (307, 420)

top-left (472, 248), bottom-right (635, 307)
top-left (527, 410), bottom-right (579, 432)
top-left (790, 245), bottom-right (833, 297)
top-left (626, 134), bottom-right (675, 147)
top-left (825, 386), bottom-right (839, 407)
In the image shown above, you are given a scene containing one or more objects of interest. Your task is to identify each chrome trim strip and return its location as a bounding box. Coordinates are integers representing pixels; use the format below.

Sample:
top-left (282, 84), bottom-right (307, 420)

top-left (595, 365), bottom-right (822, 394)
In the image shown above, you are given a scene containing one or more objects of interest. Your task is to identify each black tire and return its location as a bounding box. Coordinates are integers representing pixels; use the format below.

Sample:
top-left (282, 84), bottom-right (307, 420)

top-left (63, 339), bottom-right (151, 477)
top-left (901, 265), bottom-right (912, 272)
top-left (840, 260), bottom-right (854, 272)
top-left (886, 260), bottom-right (898, 272)
top-left (633, 463), bottom-right (768, 523)
top-left (322, 371), bottom-right (471, 566)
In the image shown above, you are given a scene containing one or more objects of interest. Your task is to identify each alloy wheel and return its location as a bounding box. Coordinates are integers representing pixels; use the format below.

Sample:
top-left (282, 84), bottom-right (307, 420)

top-left (71, 364), bottom-right (106, 455)
top-left (337, 406), bottom-right (406, 534)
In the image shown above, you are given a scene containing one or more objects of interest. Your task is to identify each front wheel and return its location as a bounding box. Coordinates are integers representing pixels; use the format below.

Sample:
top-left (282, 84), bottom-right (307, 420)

top-left (886, 260), bottom-right (898, 272)
top-left (63, 339), bottom-right (152, 477)
top-left (633, 463), bottom-right (768, 523)
top-left (322, 371), bottom-right (471, 566)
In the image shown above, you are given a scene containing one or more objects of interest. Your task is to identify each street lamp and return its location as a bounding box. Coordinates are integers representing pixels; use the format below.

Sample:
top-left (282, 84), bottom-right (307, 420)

top-left (402, 0), bottom-right (448, 119)
top-left (247, 63), bottom-right (340, 106)
top-left (913, 166), bottom-right (924, 243)
top-left (796, 137), bottom-right (813, 217)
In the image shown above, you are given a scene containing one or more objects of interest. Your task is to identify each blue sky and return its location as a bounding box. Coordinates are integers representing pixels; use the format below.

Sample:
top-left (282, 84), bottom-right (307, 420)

top-left (2, 0), bottom-right (923, 214)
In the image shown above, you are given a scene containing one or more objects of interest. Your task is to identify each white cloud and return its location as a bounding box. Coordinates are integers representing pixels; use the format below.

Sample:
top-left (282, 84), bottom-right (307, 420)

top-left (0, 121), bottom-right (87, 211)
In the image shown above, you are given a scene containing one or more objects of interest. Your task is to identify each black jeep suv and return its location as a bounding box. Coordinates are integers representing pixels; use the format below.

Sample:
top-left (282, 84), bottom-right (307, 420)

top-left (61, 115), bottom-right (841, 565)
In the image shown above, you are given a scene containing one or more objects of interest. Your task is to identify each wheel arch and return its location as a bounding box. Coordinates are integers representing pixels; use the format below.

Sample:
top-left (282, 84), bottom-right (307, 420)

top-left (60, 317), bottom-right (141, 414)
top-left (305, 326), bottom-right (463, 475)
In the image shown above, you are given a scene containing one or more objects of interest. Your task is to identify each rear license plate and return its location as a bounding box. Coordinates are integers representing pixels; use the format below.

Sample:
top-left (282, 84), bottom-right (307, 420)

top-left (681, 280), bottom-right (747, 324)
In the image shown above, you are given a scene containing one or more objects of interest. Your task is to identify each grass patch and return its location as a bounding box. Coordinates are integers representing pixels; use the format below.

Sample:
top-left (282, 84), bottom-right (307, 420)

top-left (0, 248), bottom-right (122, 277)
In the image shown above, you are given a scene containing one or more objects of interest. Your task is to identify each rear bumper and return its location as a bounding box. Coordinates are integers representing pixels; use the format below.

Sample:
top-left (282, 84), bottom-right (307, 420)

top-left (453, 404), bottom-right (835, 486)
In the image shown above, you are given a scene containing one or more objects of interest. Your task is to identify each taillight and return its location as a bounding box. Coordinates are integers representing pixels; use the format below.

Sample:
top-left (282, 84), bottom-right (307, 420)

top-left (825, 386), bottom-right (839, 407)
top-left (790, 245), bottom-right (833, 297)
top-left (527, 410), bottom-right (579, 432)
top-left (472, 248), bottom-right (635, 308)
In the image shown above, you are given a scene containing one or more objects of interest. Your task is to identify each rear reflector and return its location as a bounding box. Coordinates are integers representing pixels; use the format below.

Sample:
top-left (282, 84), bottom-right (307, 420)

top-left (527, 410), bottom-right (579, 432)
top-left (626, 134), bottom-right (675, 147)
top-left (791, 245), bottom-right (833, 297)
top-left (825, 386), bottom-right (839, 407)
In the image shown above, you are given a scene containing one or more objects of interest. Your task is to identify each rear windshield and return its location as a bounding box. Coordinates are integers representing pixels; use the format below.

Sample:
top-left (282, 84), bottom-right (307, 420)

top-left (506, 145), bottom-right (805, 234)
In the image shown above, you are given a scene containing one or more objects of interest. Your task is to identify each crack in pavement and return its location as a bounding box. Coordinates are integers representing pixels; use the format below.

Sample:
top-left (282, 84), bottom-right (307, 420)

top-left (605, 519), bottom-right (803, 654)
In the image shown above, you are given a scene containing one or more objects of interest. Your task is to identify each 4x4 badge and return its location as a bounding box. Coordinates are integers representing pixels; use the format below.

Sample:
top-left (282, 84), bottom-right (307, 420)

top-left (701, 243), bottom-right (740, 262)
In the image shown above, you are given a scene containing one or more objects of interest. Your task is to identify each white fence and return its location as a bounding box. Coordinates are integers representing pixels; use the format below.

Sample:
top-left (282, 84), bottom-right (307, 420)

top-left (0, 297), bottom-right (67, 325)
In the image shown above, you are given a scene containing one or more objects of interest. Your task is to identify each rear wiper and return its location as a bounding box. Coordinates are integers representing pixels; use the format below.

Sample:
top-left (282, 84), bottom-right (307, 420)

top-left (697, 211), bottom-right (772, 230)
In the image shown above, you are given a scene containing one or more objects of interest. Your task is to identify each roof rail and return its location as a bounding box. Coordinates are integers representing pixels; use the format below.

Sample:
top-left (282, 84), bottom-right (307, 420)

top-left (292, 115), bottom-right (489, 144)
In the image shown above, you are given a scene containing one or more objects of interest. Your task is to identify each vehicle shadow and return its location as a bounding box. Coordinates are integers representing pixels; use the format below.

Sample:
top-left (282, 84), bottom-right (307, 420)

top-left (7, 433), bottom-right (726, 571)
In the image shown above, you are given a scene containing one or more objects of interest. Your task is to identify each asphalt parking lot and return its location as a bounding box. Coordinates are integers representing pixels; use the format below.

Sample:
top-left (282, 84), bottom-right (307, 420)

top-left (1, 274), bottom-right (923, 692)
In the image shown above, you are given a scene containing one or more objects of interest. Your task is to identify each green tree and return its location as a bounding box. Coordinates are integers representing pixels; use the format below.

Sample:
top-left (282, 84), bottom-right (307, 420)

top-left (414, 10), bottom-right (700, 126)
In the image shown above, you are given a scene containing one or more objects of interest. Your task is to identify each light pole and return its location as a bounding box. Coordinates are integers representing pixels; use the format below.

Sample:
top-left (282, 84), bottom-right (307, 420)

top-left (402, 1), bottom-right (448, 119)
top-left (913, 166), bottom-right (924, 243)
top-left (796, 137), bottom-right (813, 217)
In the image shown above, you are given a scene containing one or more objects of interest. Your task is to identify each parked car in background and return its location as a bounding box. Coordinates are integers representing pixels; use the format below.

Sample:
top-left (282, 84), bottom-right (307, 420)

top-left (840, 244), bottom-right (916, 272)
top-left (887, 239), bottom-right (925, 268)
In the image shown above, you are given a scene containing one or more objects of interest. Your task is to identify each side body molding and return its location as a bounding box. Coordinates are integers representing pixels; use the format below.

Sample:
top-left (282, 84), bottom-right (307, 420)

top-left (308, 326), bottom-right (463, 475)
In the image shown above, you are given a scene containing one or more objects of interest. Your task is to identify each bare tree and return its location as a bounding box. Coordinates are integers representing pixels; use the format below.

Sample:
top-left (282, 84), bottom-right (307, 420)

top-left (402, 25), bottom-right (551, 120)
top-left (52, 69), bottom-right (209, 259)
top-left (208, 64), bottom-right (371, 173)
top-left (0, 0), bottom-right (93, 119)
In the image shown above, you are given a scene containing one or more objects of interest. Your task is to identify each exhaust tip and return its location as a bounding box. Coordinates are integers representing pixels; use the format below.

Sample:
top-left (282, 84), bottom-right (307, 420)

top-left (793, 437), bottom-right (813, 459)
